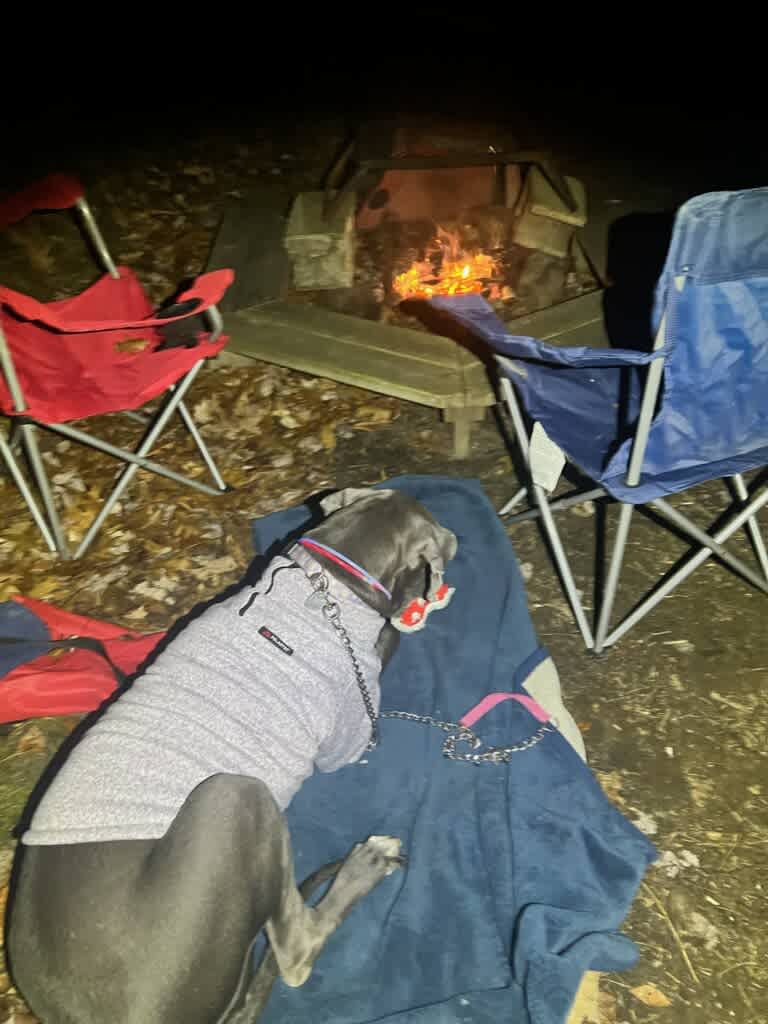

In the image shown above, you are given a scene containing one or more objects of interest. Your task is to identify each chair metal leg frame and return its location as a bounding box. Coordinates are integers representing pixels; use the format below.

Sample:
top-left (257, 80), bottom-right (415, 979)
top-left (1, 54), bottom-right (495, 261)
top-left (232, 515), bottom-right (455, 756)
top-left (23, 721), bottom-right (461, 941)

top-left (167, 306), bottom-right (226, 490)
top-left (500, 377), bottom-right (595, 649)
top-left (593, 502), bottom-right (635, 654)
top-left (176, 399), bottom-right (226, 491)
top-left (74, 197), bottom-right (119, 279)
top-left (498, 486), bottom-right (528, 516)
top-left (124, 397), bottom-right (225, 490)
top-left (43, 420), bottom-right (225, 494)
top-left (592, 313), bottom-right (669, 652)
top-left (73, 361), bottom-right (223, 559)
top-left (651, 496), bottom-right (768, 594)
top-left (20, 424), bottom-right (70, 556)
top-left (122, 410), bottom-right (150, 425)
top-left (535, 485), bottom-right (596, 650)
top-left (1, 322), bottom-right (68, 553)
top-left (505, 485), bottom-right (607, 525)
top-left (732, 473), bottom-right (768, 580)
top-left (602, 484), bottom-right (768, 648)
top-left (16, 362), bottom-right (224, 559)
top-left (0, 430), bottom-right (57, 552)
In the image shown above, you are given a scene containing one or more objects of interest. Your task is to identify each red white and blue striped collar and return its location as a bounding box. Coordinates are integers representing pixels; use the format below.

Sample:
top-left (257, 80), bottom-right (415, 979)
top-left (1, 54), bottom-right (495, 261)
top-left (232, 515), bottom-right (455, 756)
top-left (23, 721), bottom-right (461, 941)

top-left (297, 538), bottom-right (392, 601)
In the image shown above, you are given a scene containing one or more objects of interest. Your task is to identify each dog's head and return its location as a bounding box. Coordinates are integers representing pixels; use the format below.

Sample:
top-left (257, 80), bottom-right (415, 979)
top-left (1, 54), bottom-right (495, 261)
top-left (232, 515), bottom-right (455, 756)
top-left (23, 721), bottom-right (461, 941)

top-left (304, 487), bottom-right (458, 621)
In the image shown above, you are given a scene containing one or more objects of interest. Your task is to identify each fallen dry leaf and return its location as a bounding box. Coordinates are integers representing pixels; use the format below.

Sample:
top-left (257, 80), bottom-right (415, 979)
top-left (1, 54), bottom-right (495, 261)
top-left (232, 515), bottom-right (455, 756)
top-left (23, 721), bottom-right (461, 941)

top-left (277, 412), bottom-right (300, 430)
top-left (595, 769), bottom-right (625, 806)
top-left (320, 422), bottom-right (337, 451)
top-left (0, 581), bottom-right (21, 602)
top-left (51, 471), bottom-right (87, 493)
top-left (115, 337), bottom-right (150, 353)
top-left (133, 581), bottom-right (169, 602)
top-left (4, 522), bottom-right (30, 537)
top-left (630, 983), bottom-right (672, 1007)
top-left (15, 724), bottom-right (47, 756)
top-left (353, 406), bottom-right (394, 424)
top-left (26, 578), bottom-right (62, 600)
top-left (0, 883), bottom-right (7, 944)
top-left (164, 557), bottom-right (193, 572)
top-left (596, 989), bottom-right (617, 1023)
top-left (193, 397), bottom-right (218, 423)
top-left (687, 775), bottom-right (716, 808)
top-left (143, 541), bottom-right (174, 557)
top-left (192, 555), bottom-right (239, 577)
top-left (124, 605), bottom-right (149, 621)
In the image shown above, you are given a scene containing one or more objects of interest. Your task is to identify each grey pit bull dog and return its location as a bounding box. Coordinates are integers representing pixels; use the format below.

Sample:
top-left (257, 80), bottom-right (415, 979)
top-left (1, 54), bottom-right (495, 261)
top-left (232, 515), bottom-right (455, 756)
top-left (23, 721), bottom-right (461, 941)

top-left (6, 488), bottom-right (458, 1024)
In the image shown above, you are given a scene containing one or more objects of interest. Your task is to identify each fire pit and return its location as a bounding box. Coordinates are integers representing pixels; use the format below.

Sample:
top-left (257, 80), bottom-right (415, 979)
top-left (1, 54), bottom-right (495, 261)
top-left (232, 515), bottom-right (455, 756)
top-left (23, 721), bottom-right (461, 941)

top-left (213, 125), bottom-right (601, 457)
top-left (285, 132), bottom-right (594, 325)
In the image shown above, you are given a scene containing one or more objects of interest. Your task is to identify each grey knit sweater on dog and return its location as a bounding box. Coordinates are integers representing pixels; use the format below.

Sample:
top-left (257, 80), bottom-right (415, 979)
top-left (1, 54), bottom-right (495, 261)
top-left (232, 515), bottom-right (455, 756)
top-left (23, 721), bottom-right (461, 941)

top-left (22, 549), bottom-right (383, 846)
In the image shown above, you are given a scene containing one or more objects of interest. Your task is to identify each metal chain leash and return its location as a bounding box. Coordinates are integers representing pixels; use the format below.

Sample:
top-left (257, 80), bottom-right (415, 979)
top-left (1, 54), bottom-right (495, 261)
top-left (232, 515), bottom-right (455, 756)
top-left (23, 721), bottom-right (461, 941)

top-left (308, 570), bottom-right (556, 764)
top-left (310, 571), bottom-right (380, 751)
top-left (378, 709), bottom-right (556, 763)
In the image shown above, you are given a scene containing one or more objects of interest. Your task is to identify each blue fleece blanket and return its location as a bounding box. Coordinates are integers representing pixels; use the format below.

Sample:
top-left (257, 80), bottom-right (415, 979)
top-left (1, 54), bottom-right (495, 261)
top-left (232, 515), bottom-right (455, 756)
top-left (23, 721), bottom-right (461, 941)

top-left (250, 475), bottom-right (656, 1024)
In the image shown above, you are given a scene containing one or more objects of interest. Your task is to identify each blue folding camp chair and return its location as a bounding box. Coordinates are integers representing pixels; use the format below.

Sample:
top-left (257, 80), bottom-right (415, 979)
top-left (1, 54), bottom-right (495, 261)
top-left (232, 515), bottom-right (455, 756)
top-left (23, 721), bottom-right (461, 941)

top-left (431, 189), bottom-right (768, 652)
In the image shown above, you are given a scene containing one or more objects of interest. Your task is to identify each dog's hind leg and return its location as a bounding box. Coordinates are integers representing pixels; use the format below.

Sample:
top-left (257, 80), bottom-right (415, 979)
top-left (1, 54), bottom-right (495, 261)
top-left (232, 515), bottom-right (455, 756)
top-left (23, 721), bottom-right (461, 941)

top-left (264, 834), bottom-right (405, 989)
top-left (222, 828), bottom-right (404, 1021)
top-left (219, 859), bottom-right (345, 1023)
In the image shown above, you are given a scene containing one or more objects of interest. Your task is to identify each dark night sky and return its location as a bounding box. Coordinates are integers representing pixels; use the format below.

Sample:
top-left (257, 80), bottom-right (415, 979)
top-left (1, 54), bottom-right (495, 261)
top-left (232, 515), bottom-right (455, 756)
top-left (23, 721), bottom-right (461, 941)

top-left (3, 20), bottom-right (765, 192)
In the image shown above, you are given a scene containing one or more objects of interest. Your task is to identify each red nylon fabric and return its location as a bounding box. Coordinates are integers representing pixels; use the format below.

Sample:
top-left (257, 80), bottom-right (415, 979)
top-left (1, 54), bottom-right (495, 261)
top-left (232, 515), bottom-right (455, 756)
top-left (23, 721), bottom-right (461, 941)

top-left (0, 268), bottom-right (232, 422)
top-left (0, 597), bottom-right (165, 723)
top-left (0, 173), bottom-right (84, 227)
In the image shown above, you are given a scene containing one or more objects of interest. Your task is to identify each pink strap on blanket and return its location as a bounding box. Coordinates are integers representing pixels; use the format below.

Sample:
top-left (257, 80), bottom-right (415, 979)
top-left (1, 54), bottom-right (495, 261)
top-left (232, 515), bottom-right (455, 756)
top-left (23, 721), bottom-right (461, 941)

top-left (459, 692), bottom-right (551, 728)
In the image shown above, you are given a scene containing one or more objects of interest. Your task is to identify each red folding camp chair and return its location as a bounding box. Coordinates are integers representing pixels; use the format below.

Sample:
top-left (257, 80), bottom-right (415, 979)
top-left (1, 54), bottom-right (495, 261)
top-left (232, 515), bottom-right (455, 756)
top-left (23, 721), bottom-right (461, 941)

top-left (0, 174), bottom-right (234, 558)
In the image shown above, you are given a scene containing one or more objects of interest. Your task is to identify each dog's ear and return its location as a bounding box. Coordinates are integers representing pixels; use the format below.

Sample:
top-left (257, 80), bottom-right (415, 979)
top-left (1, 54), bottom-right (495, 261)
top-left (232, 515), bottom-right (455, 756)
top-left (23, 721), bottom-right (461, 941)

top-left (414, 526), bottom-right (458, 600)
top-left (389, 523), bottom-right (457, 619)
top-left (319, 487), bottom-right (394, 516)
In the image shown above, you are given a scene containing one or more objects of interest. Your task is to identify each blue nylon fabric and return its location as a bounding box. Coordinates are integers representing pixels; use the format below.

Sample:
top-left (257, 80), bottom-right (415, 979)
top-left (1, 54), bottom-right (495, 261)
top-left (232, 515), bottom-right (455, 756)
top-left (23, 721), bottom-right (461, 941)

top-left (431, 189), bottom-right (768, 503)
top-left (250, 476), bottom-right (656, 1024)
top-left (0, 601), bottom-right (50, 678)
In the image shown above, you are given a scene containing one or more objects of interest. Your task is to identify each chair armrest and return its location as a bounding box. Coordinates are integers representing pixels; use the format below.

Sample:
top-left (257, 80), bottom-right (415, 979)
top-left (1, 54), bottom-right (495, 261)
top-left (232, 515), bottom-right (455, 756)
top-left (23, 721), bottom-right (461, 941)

top-left (495, 335), bottom-right (663, 368)
top-left (0, 174), bottom-right (84, 227)
top-left (0, 269), bottom-right (234, 334)
top-left (430, 294), bottom-right (663, 368)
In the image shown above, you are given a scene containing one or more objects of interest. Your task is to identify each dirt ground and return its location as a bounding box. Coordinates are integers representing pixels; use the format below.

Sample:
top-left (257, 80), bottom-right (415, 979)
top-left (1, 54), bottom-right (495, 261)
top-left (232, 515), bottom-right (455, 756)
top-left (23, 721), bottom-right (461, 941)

top-left (1, 120), bottom-right (767, 1024)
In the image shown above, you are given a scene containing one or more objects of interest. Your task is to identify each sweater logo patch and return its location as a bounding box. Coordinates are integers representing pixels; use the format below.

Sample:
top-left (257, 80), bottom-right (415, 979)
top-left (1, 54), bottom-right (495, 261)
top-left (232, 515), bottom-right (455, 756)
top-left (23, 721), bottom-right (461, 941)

top-left (258, 625), bottom-right (293, 656)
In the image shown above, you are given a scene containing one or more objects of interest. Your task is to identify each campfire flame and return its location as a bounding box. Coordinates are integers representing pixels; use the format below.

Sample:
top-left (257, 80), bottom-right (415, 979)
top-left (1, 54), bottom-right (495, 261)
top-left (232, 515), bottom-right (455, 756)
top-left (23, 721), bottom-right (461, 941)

top-left (393, 225), bottom-right (501, 301)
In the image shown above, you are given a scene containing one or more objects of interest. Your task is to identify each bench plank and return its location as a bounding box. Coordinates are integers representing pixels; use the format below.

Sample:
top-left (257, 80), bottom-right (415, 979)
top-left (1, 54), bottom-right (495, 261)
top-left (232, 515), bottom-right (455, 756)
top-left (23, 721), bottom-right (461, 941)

top-left (505, 289), bottom-right (608, 347)
top-left (225, 302), bottom-right (495, 409)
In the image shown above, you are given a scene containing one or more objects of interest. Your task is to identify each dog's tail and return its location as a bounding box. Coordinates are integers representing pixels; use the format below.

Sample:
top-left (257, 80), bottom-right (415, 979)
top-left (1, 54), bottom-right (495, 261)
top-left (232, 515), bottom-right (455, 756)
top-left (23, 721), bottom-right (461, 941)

top-left (217, 859), bottom-right (345, 1024)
